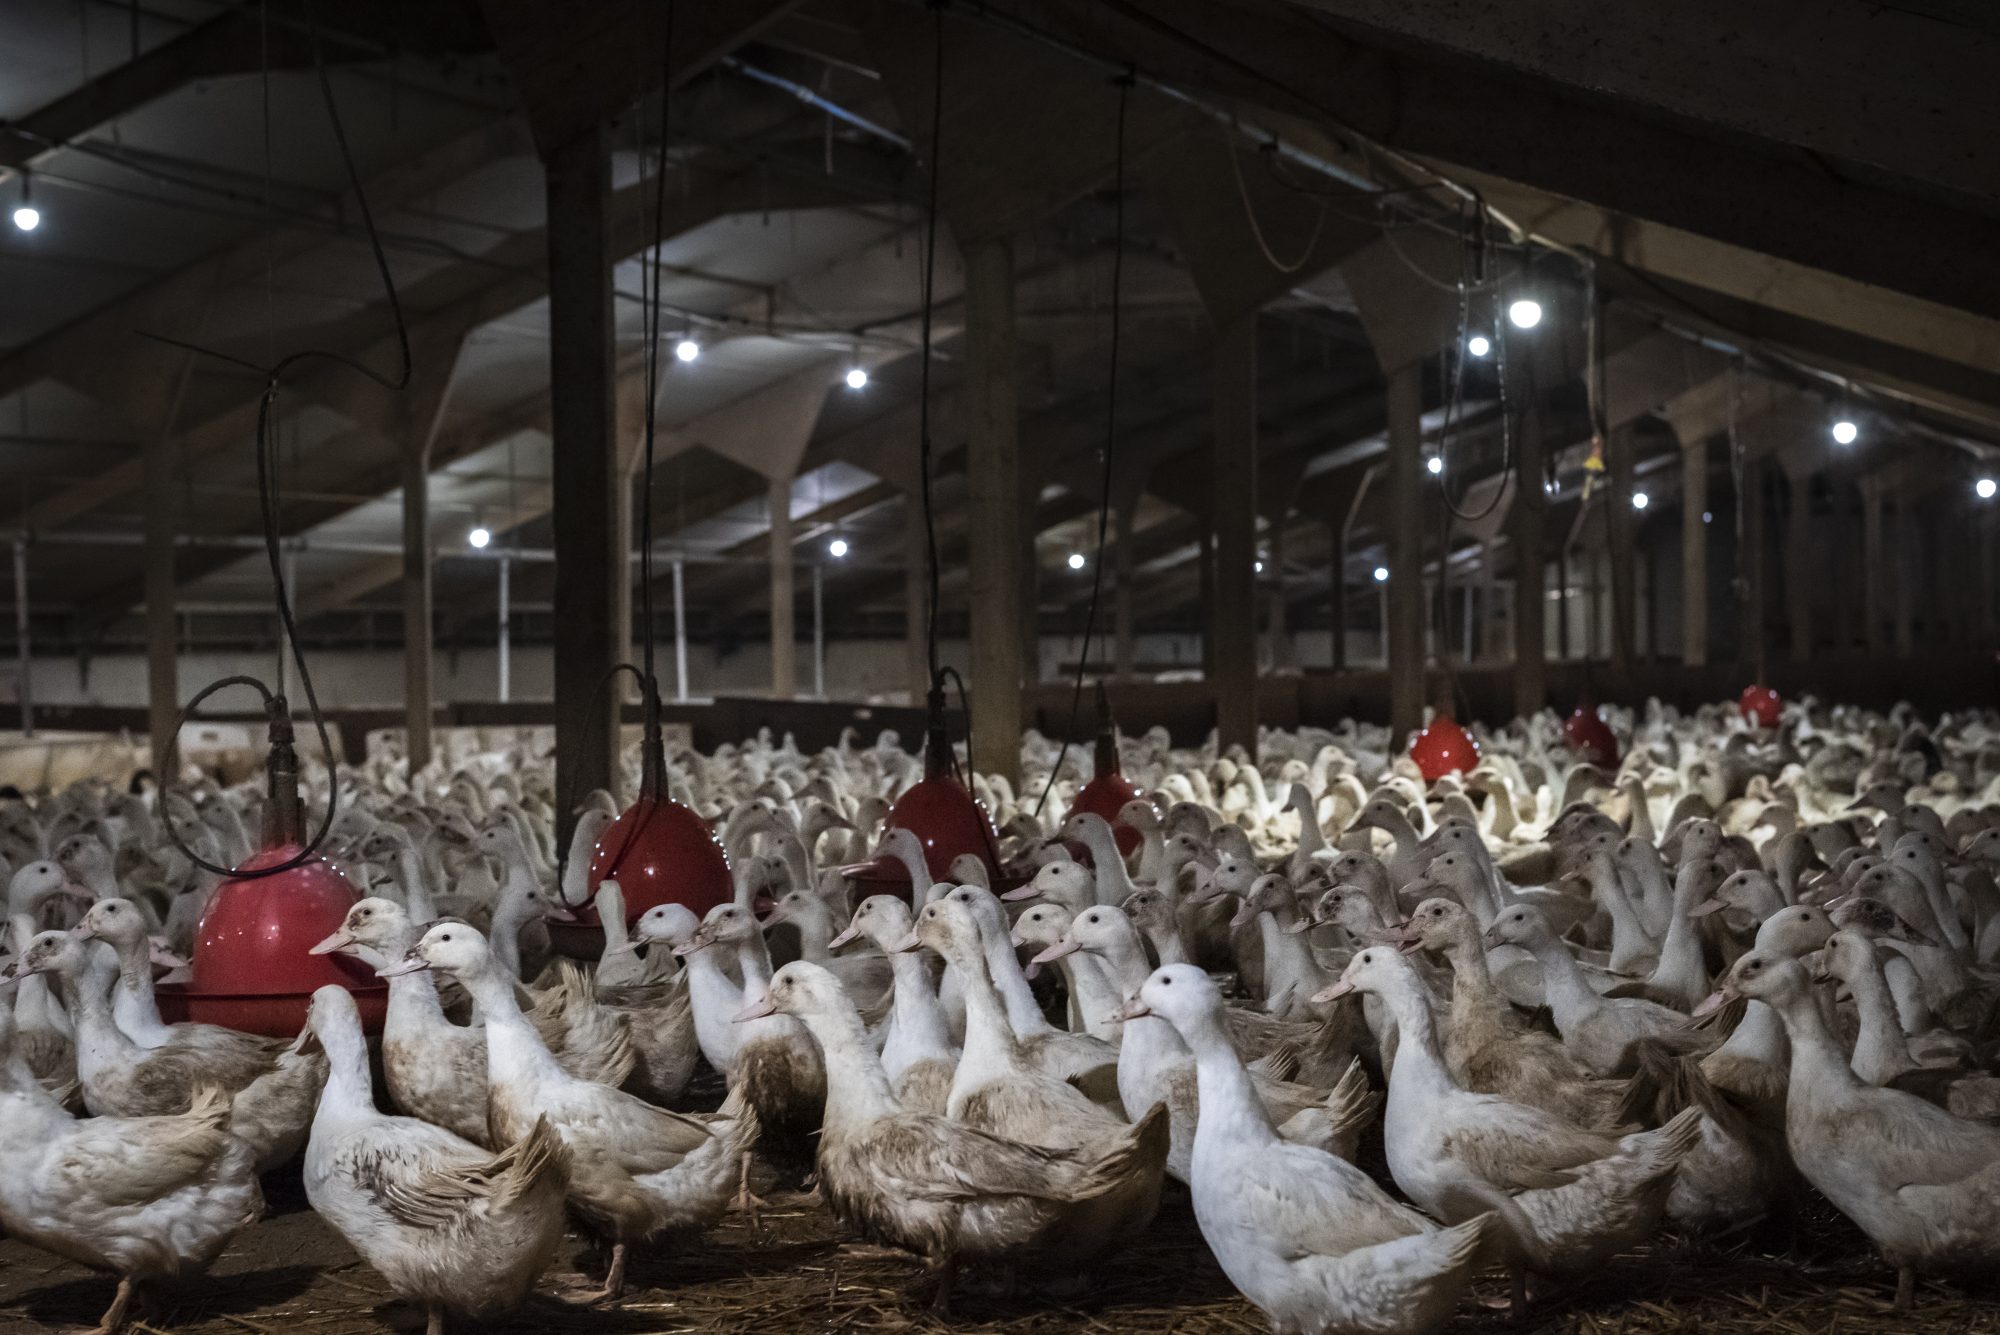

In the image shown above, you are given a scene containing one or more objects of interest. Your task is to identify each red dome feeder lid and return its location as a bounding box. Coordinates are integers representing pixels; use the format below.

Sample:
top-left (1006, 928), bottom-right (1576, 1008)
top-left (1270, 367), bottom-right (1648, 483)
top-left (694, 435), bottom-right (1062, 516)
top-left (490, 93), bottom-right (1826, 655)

top-left (1410, 714), bottom-right (1480, 783)
top-left (1067, 682), bottom-right (1143, 859)
top-left (555, 688), bottom-right (732, 960)
top-left (1739, 684), bottom-right (1782, 729)
top-left (843, 679), bottom-right (1016, 901)
top-left (164, 697), bottom-right (383, 1037)
top-left (1563, 701), bottom-right (1619, 769)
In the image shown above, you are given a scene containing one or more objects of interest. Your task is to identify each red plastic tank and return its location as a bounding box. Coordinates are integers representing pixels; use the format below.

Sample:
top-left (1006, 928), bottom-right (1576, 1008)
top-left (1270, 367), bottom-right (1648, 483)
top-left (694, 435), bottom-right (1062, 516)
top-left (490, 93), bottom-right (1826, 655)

top-left (1410, 715), bottom-right (1480, 783)
top-left (161, 703), bottom-right (384, 1037)
top-left (1563, 703), bottom-right (1619, 769)
top-left (1068, 687), bottom-right (1144, 858)
top-left (1739, 684), bottom-right (1782, 729)
top-left (843, 682), bottom-right (1017, 902)
top-left (553, 697), bottom-right (733, 959)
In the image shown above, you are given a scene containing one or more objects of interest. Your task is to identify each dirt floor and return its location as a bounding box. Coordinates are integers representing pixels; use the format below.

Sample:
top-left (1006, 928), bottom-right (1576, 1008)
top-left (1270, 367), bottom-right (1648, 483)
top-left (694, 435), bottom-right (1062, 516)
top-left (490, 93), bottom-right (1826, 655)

top-left (5, 1167), bottom-right (2000, 1335)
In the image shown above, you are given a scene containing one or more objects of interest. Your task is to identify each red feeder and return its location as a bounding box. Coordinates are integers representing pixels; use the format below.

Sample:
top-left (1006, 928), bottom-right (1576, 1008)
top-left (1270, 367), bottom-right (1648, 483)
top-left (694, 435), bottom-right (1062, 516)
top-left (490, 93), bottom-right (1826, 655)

top-left (1563, 702), bottom-right (1619, 769)
top-left (843, 680), bottom-right (1016, 903)
top-left (1067, 684), bottom-right (1144, 859)
top-left (1738, 684), bottom-right (1782, 729)
top-left (554, 691), bottom-right (732, 960)
top-left (1410, 715), bottom-right (1480, 783)
top-left (159, 700), bottom-right (384, 1037)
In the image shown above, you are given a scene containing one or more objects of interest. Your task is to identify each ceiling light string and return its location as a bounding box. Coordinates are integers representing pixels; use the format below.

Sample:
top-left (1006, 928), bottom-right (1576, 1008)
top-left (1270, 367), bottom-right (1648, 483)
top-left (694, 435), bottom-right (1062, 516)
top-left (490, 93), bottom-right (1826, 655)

top-left (1033, 70), bottom-right (1131, 822)
top-left (917, 1), bottom-right (945, 689)
top-left (153, 0), bottom-right (411, 880)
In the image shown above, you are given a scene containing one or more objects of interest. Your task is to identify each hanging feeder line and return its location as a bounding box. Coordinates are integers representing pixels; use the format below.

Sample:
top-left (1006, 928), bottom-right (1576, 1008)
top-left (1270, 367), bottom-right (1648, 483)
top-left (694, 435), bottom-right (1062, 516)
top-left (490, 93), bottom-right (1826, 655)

top-left (1033, 71), bottom-right (1131, 823)
top-left (146, 0), bottom-right (410, 880)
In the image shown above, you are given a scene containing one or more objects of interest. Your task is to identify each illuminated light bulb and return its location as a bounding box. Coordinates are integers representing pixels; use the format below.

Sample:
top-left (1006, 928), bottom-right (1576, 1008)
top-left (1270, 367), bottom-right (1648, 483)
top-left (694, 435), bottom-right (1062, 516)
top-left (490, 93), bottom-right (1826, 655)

top-left (674, 339), bottom-right (700, 363)
top-left (1067, 553), bottom-right (1086, 571)
top-left (11, 206), bottom-right (39, 232)
top-left (1831, 419), bottom-right (1858, 446)
top-left (1507, 299), bottom-right (1543, 329)
top-left (1466, 334), bottom-right (1491, 358)
top-left (1255, 560), bottom-right (1265, 574)
top-left (1703, 510), bottom-right (1714, 524)
top-left (1373, 565), bottom-right (1389, 583)
top-left (827, 537), bottom-right (849, 558)
top-left (468, 526), bottom-right (492, 549)
top-left (845, 367), bottom-right (869, 390)
top-left (1978, 478), bottom-right (1998, 501)
top-left (1426, 455), bottom-right (1444, 476)
top-left (1631, 491), bottom-right (1649, 510)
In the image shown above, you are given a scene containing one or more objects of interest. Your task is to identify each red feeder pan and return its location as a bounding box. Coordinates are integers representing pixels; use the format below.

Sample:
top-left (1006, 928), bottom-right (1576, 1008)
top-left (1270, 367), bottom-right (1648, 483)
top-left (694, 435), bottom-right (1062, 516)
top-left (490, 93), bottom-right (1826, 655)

top-left (552, 690), bottom-right (733, 960)
top-left (1410, 715), bottom-right (1480, 783)
top-left (1067, 684), bottom-right (1143, 859)
top-left (1739, 684), bottom-right (1782, 729)
top-left (1563, 702), bottom-right (1619, 769)
top-left (843, 681), bottom-right (1018, 903)
top-left (167, 701), bottom-right (384, 1037)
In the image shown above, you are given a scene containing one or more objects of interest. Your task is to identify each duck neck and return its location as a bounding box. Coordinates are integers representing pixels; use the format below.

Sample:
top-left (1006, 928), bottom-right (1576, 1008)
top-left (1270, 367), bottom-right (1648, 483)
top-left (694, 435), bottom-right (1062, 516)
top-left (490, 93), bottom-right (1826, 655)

top-left (886, 950), bottom-right (953, 1059)
top-left (951, 946), bottom-right (1025, 1076)
top-left (734, 933), bottom-right (775, 991)
top-left (1518, 931), bottom-right (1601, 1032)
top-left (976, 922), bottom-right (1049, 1035)
top-left (104, 930), bottom-right (164, 1024)
top-left (394, 846), bottom-right (436, 922)
top-left (1845, 959), bottom-right (1912, 1078)
top-left (1442, 930), bottom-right (1503, 1011)
top-left (1135, 824), bottom-right (1167, 885)
top-left (315, 1022), bottom-right (377, 1124)
top-left (1181, 1006), bottom-right (1277, 1148)
top-left (1375, 973), bottom-right (1455, 1098)
top-left (1092, 930), bottom-right (1154, 998)
top-left (1084, 828), bottom-right (1136, 906)
top-left (1770, 986), bottom-right (1862, 1095)
top-left (796, 1002), bottom-right (899, 1132)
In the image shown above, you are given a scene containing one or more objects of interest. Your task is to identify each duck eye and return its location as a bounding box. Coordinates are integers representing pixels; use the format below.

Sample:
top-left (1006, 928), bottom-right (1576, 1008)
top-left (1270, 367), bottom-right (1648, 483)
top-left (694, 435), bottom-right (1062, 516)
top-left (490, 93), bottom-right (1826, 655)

top-left (1161, 975), bottom-right (1173, 985)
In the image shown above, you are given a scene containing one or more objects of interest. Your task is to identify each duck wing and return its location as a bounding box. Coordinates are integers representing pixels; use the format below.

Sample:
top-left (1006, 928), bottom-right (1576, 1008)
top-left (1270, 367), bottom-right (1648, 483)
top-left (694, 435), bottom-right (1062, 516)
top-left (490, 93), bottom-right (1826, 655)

top-left (353, 1116), bottom-right (569, 1230)
top-left (1437, 1097), bottom-right (1622, 1192)
top-left (51, 1085), bottom-right (237, 1207)
top-left (1226, 1141), bottom-right (1440, 1258)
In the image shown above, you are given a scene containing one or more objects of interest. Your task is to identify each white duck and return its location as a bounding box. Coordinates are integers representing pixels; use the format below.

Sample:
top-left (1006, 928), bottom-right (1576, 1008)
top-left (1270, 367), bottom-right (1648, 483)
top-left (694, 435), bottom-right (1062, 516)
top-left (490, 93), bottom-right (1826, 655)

top-left (1485, 904), bottom-right (1698, 1076)
top-left (302, 985), bottom-right (571, 1335)
top-left (1121, 964), bottom-right (1492, 1335)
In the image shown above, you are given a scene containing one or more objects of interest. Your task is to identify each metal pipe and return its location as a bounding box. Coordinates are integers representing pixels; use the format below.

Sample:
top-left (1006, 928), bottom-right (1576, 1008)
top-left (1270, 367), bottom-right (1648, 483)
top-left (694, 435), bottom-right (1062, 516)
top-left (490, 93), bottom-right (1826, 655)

top-left (497, 555), bottom-right (511, 704)
top-left (813, 562), bottom-right (825, 699)
top-left (672, 557), bottom-right (689, 703)
top-left (721, 58), bottom-right (913, 151)
top-left (12, 539), bottom-right (31, 737)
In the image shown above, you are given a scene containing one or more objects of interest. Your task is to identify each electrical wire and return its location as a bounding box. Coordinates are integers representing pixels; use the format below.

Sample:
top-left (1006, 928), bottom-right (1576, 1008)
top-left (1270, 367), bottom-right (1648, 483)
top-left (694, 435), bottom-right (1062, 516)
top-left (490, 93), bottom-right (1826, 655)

top-left (155, 0), bottom-right (409, 879)
top-left (917, 2), bottom-right (945, 687)
top-left (1032, 73), bottom-right (1130, 822)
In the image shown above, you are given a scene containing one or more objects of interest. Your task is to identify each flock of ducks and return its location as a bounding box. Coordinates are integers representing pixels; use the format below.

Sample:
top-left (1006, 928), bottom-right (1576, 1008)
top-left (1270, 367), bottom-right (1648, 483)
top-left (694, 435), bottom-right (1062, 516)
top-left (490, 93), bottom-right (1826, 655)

top-left (3, 697), bottom-right (2000, 1333)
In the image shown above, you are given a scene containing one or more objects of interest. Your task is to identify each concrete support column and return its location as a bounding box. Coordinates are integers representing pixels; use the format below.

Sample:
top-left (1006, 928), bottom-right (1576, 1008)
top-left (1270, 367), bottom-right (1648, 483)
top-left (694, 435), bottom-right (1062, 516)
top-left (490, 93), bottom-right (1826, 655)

top-left (769, 477), bottom-right (796, 700)
top-left (963, 236), bottom-right (1024, 785)
top-left (545, 124), bottom-right (620, 841)
top-left (1512, 401), bottom-right (1547, 717)
top-left (1740, 460), bottom-right (1768, 681)
top-left (1113, 499), bottom-right (1137, 680)
top-left (400, 447), bottom-right (434, 772)
top-left (904, 503), bottom-right (929, 704)
top-left (1681, 437), bottom-right (1708, 666)
top-left (1894, 497), bottom-right (1916, 656)
top-left (1608, 427), bottom-right (1637, 672)
top-left (142, 439), bottom-right (178, 774)
top-left (1210, 318), bottom-right (1261, 753)
top-left (1386, 361), bottom-right (1425, 743)
top-left (1786, 471), bottom-right (1813, 661)
top-left (1265, 522), bottom-right (1289, 670)
top-left (612, 466), bottom-right (635, 693)
top-left (1981, 503), bottom-right (1997, 651)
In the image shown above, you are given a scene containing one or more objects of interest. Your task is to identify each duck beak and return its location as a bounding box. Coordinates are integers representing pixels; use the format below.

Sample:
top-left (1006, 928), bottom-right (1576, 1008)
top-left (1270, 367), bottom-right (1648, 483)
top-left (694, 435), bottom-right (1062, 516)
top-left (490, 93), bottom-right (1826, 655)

top-left (887, 931), bottom-right (922, 954)
top-left (375, 951), bottom-right (431, 978)
top-left (1690, 986), bottom-right (1735, 1018)
top-left (1310, 979), bottom-right (1356, 1005)
top-left (1481, 924), bottom-right (1504, 948)
top-left (308, 928), bottom-right (356, 956)
top-left (58, 883), bottom-right (93, 903)
top-left (999, 884), bottom-right (1042, 902)
top-left (825, 923), bottom-right (862, 951)
top-left (1228, 900), bottom-right (1259, 929)
top-left (1395, 931), bottom-right (1426, 956)
top-left (734, 992), bottom-right (778, 1023)
top-left (1030, 939), bottom-right (1080, 966)
top-left (542, 901), bottom-right (579, 924)
top-left (1109, 997), bottom-right (1150, 1022)
top-left (149, 942), bottom-right (190, 969)
top-left (70, 920), bottom-right (99, 943)
top-left (673, 927), bottom-right (716, 958)
top-left (1285, 916), bottom-right (1320, 935)
top-left (1688, 897), bottom-right (1727, 918)
top-left (761, 903), bottom-right (790, 928)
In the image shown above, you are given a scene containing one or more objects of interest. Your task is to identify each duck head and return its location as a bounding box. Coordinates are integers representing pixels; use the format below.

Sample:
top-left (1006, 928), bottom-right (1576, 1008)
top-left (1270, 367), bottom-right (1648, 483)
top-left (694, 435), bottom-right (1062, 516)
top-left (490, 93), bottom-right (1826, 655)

top-left (379, 921), bottom-right (490, 978)
top-left (309, 897), bottom-right (412, 959)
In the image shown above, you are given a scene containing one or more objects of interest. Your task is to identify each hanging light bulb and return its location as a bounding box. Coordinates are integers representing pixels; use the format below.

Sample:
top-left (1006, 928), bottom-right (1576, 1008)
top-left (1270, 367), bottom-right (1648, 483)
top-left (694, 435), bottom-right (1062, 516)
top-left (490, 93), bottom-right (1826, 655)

top-left (1978, 478), bottom-right (1997, 501)
top-left (11, 172), bottom-right (37, 233)
top-left (1631, 491), bottom-right (1649, 511)
top-left (1067, 552), bottom-right (1086, 571)
top-left (845, 367), bottom-right (869, 390)
top-left (1466, 334), bottom-right (1491, 358)
top-left (1831, 418), bottom-right (1858, 446)
top-left (1373, 565), bottom-right (1390, 583)
top-left (1507, 298), bottom-right (1543, 329)
top-left (674, 338), bottom-right (700, 363)
top-left (1426, 455), bottom-right (1444, 476)
top-left (468, 525), bottom-right (492, 549)
top-left (827, 537), bottom-right (849, 558)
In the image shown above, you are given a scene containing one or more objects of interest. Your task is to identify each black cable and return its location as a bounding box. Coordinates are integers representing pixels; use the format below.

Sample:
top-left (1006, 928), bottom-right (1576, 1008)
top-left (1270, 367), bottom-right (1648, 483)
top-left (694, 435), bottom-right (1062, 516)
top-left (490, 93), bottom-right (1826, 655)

top-left (146, 0), bottom-right (412, 879)
top-left (916, 2), bottom-right (945, 685)
top-left (638, 0), bottom-right (677, 712)
top-left (1033, 73), bottom-right (1130, 822)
